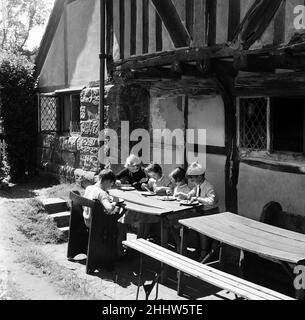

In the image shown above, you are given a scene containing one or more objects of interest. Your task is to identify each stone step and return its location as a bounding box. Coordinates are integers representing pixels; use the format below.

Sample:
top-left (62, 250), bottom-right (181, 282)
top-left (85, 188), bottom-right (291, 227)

top-left (41, 198), bottom-right (69, 214)
top-left (50, 211), bottom-right (70, 228)
top-left (59, 226), bottom-right (69, 242)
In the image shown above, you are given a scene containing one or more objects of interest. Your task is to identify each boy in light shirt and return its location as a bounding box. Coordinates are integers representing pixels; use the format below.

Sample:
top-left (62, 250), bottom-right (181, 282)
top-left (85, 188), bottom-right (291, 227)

top-left (83, 169), bottom-right (126, 258)
top-left (176, 162), bottom-right (218, 261)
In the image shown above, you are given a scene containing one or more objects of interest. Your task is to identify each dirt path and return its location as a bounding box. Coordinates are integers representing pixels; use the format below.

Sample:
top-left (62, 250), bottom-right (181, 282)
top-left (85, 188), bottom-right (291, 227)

top-left (0, 198), bottom-right (72, 300)
top-left (0, 182), bottom-right (194, 301)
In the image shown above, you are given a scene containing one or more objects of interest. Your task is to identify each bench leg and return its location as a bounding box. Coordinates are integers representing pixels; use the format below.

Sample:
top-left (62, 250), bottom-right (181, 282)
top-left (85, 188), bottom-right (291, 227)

top-left (177, 226), bottom-right (189, 297)
top-left (160, 218), bottom-right (169, 284)
top-left (200, 243), bottom-right (222, 264)
top-left (136, 254), bottom-right (143, 300)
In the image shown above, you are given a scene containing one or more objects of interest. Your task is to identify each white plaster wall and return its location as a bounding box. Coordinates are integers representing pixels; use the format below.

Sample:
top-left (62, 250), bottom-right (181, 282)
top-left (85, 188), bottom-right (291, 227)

top-left (149, 94), bottom-right (226, 212)
top-left (39, 16), bottom-right (65, 88)
top-left (188, 95), bottom-right (225, 147)
top-left (238, 163), bottom-right (305, 220)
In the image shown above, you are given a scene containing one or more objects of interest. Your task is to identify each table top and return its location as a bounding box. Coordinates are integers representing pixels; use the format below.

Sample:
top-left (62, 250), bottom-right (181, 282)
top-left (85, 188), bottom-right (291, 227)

top-left (179, 212), bottom-right (305, 264)
top-left (109, 189), bottom-right (204, 216)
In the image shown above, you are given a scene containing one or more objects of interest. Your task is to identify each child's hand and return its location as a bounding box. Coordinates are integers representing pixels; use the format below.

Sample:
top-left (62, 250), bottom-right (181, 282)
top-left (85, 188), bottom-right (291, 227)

top-left (141, 183), bottom-right (148, 190)
top-left (115, 180), bottom-right (122, 187)
top-left (166, 189), bottom-right (172, 196)
top-left (139, 178), bottom-right (147, 183)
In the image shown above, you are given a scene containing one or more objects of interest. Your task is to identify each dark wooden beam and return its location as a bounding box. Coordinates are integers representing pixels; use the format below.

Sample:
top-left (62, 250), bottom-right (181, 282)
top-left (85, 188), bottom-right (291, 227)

top-left (212, 61), bottom-right (239, 213)
top-left (242, 158), bottom-right (305, 175)
top-left (235, 70), bottom-right (305, 97)
top-left (273, 0), bottom-right (286, 45)
top-left (206, 0), bottom-right (217, 46)
top-left (171, 62), bottom-right (211, 77)
top-left (155, 10), bottom-right (163, 52)
top-left (119, 0), bottom-right (125, 59)
top-left (228, 0), bottom-right (240, 42)
top-left (151, 0), bottom-right (191, 48)
top-left (113, 45), bottom-right (234, 71)
top-left (232, 0), bottom-right (284, 49)
top-left (235, 52), bottom-right (305, 72)
top-left (130, 0), bottom-right (137, 55)
top-left (106, 0), bottom-right (114, 77)
top-left (130, 67), bottom-right (181, 80)
top-left (142, 0), bottom-right (149, 54)
top-left (185, 0), bottom-right (194, 39)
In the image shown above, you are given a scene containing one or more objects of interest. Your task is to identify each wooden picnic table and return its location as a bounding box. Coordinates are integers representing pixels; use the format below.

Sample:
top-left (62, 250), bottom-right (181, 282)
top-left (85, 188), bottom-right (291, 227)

top-left (179, 212), bottom-right (305, 298)
top-left (109, 189), bottom-right (219, 282)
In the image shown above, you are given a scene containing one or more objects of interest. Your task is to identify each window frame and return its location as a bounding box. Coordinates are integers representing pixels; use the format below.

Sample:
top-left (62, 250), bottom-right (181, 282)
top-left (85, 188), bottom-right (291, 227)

top-left (237, 96), bottom-right (305, 163)
top-left (38, 93), bottom-right (60, 134)
top-left (38, 88), bottom-right (83, 136)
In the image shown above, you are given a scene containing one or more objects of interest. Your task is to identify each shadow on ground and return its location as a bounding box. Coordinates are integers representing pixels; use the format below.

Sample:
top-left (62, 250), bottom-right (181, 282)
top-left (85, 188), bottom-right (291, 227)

top-left (69, 249), bottom-right (222, 300)
top-left (0, 177), bottom-right (58, 199)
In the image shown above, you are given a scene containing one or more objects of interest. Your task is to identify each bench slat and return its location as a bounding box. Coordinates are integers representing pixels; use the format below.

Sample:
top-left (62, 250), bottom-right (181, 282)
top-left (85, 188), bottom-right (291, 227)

top-left (123, 239), bottom-right (294, 300)
top-left (135, 240), bottom-right (291, 300)
top-left (135, 239), bottom-right (294, 300)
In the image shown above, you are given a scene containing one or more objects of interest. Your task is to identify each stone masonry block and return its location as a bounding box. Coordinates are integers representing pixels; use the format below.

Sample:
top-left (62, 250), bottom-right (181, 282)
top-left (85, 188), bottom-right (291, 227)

top-left (80, 120), bottom-right (99, 137)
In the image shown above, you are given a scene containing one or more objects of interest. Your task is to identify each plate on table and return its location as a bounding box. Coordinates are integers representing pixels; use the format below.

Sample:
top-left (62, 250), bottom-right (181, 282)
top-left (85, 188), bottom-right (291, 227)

top-left (180, 200), bottom-right (200, 206)
top-left (157, 196), bottom-right (177, 202)
top-left (141, 191), bottom-right (156, 197)
top-left (120, 186), bottom-right (136, 191)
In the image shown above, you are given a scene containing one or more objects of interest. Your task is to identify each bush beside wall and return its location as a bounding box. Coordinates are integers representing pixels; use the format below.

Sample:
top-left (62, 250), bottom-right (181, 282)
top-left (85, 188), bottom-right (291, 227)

top-left (0, 52), bottom-right (37, 181)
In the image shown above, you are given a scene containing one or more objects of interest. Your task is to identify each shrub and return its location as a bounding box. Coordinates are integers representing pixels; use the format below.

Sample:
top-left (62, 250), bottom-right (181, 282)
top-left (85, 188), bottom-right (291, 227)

top-left (0, 51), bottom-right (37, 182)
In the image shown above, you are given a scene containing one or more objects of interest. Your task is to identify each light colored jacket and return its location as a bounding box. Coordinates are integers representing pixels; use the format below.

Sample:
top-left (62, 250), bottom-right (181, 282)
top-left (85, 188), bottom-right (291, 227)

top-left (188, 179), bottom-right (218, 208)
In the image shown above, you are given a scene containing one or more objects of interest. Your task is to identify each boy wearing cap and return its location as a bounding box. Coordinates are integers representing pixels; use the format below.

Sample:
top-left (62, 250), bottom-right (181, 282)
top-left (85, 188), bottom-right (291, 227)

top-left (176, 162), bottom-right (218, 261)
top-left (176, 162), bottom-right (218, 209)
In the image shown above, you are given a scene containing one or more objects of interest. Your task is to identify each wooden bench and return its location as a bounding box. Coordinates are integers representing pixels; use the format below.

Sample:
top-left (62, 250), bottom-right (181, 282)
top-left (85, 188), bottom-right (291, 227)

top-left (123, 238), bottom-right (295, 300)
top-left (67, 191), bottom-right (124, 273)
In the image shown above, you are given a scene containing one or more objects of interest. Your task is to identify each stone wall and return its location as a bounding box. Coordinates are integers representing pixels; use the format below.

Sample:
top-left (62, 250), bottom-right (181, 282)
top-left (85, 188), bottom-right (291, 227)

top-left (37, 83), bottom-right (150, 187)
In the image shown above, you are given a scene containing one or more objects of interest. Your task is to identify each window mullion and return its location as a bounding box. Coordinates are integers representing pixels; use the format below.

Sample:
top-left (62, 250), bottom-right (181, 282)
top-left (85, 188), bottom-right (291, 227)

top-left (266, 97), bottom-right (271, 153)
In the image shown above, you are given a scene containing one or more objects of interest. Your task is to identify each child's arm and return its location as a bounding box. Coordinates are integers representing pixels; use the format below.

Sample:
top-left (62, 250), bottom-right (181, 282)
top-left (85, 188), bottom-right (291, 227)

top-left (155, 186), bottom-right (171, 196)
top-left (196, 187), bottom-right (218, 207)
top-left (98, 192), bottom-right (118, 214)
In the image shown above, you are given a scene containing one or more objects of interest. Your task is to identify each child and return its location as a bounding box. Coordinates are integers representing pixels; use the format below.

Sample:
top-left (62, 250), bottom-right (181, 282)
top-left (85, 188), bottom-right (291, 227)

top-left (142, 163), bottom-right (171, 195)
top-left (177, 162), bottom-right (218, 209)
top-left (168, 167), bottom-right (191, 199)
top-left (116, 154), bottom-right (147, 190)
top-left (177, 162), bottom-right (218, 261)
top-left (83, 169), bottom-right (126, 257)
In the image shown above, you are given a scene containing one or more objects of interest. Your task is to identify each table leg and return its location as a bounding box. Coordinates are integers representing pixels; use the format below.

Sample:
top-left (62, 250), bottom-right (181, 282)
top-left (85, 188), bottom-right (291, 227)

top-left (136, 253), bottom-right (143, 300)
top-left (160, 218), bottom-right (169, 284)
top-left (177, 226), bottom-right (189, 297)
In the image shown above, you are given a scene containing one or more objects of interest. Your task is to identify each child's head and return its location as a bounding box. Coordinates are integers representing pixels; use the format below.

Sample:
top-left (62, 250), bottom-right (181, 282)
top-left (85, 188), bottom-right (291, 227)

top-left (145, 163), bottom-right (163, 180)
top-left (125, 154), bottom-right (141, 173)
top-left (186, 162), bottom-right (205, 186)
top-left (169, 167), bottom-right (187, 185)
top-left (98, 169), bottom-right (116, 190)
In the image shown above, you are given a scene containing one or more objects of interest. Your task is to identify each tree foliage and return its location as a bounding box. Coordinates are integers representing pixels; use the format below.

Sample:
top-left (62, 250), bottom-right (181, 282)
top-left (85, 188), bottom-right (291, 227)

top-left (0, 0), bottom-right (52, 57)
top-left (0, 51), bottom-right (37, 181)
